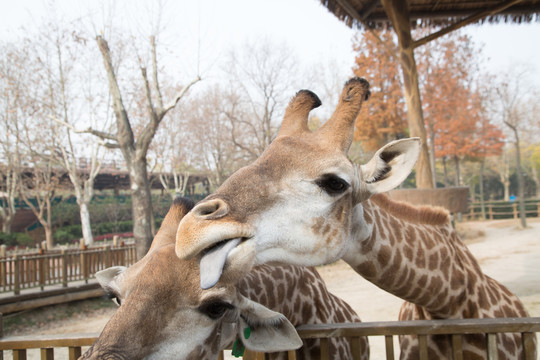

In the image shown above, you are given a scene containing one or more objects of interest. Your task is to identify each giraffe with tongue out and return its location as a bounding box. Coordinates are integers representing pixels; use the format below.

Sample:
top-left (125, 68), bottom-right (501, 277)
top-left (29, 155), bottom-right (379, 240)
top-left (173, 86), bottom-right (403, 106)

top-left (177, 78), bottom-right (536, 359)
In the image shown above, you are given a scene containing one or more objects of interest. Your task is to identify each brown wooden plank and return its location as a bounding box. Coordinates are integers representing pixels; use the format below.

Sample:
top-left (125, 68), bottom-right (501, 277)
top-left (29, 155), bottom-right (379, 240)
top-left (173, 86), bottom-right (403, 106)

top-left (0, 333), bottom-right (98, 350)
top-left (384, 335), bottom-right (395, 360)
top-left (68, 346), bottom-right (82, 360)
top-left (486, 333), bottom-right (498, 360)
top-left (522, 332), bottom-right (536, 360)
top-left (216, 350), bottom-right (224, 360)
top-left (451, 334), bottom-right (463, 360)
top-left (13, 349), bottom-right (27, 360)
top-left (320, 338), bottom-right (329, 360)
top-left (296, 318), bottom-right (540, 338)
top-left (287, 349), bottom-right (297, 360)
top-left (40, 348), bottom-right (54, 360)
top-left (351, 336), bottom-right (362, 360)
top-left (418, 335), bottom-right (428, 360)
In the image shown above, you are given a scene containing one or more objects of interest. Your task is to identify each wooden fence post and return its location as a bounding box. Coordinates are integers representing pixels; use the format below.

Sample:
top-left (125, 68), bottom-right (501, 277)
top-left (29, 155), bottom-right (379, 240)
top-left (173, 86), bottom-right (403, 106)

top-left (488, 204), bottom-right (493, 220)
top-left (513, 203), bottom-right (518, 219)
top-left (0, 245), bottom-right (5, 291)
top-left (81, 250), bottom-right (88, 284)
top-left (68, 347), bottom-right (82, 360)
top-left (106, 245), bottom-right (112, 268)
top-left (0, 312), bottom-right (3, 360)
top-left (39, 256), bottom-right (45, 291)
top-left (62, 249), bottom-right (68, 288)
top-left (13, 254), bottom-right (20, 296)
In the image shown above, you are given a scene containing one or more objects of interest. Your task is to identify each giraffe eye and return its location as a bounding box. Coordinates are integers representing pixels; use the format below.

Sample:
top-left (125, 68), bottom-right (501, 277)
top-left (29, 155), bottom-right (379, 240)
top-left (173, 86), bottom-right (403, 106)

top-left (106, 291), bottom-right (122, 306)
top-left (199, 300), bottom-right (234, 319)
top-left (315, 174), bottom-right (350, 196)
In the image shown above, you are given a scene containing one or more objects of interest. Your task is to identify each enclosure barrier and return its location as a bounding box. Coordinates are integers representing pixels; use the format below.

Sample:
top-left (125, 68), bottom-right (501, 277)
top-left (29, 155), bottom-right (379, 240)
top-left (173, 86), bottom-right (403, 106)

top-left (0, 244), bottom-right (136, 295)
top-left (465, 199), bottom-right (540, 221)
top-left (0, 317), bottom-right (538, 360)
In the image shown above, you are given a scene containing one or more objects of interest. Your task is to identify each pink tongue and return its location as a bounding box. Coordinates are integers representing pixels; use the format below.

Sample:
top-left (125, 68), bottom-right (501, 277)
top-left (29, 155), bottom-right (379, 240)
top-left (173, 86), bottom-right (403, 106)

top-left (199, 238), bottom-right (241, 290)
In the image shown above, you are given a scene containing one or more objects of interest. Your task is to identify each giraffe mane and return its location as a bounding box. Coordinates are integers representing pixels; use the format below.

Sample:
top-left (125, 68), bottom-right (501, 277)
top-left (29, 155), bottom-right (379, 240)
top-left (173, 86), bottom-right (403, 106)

top-left (370, 193), bottom-right (450, 226)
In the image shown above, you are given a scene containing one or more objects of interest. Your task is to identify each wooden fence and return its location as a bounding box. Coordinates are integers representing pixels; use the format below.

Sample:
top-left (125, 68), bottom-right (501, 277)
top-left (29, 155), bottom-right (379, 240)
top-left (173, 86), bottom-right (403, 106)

top-left (0, 317), bottom-right (538, 360)
top-left (465, 199), bottom-right (540, 221)
top-left (0, 244), bottom-right (136, 295)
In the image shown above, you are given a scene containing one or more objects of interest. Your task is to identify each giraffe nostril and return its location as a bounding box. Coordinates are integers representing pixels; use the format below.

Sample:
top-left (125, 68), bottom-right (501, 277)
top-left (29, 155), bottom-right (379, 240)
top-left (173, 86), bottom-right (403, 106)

top-left (193, 199), bottom-right (229, 220)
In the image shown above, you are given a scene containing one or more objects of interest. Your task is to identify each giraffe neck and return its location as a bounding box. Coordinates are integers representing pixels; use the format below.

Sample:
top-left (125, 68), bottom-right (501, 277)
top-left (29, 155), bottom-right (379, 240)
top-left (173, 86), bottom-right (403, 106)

top-left (237, 265), bottom-right (360, 326)
top-left (343, 194), bottom-right (485, 318)
top-left (236, 265), bottom-right (368, 360)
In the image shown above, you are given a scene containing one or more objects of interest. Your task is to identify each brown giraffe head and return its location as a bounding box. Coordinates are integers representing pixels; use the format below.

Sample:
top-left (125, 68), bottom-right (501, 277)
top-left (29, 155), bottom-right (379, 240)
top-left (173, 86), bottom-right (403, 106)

top-left (80, 198), bottom-right (301, 360)
top-left (175, 78), bottom-right (421, 289)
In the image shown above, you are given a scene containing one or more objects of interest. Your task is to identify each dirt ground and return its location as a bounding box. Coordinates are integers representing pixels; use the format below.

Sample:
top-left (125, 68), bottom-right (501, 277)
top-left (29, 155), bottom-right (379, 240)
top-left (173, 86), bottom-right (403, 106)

top-left (4, 218), bottom-right (540, 359)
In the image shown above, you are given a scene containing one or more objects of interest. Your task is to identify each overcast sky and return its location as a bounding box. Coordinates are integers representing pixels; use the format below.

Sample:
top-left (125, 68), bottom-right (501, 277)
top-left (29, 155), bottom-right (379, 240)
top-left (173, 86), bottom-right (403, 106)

top-left (2, 0), bottom-right (540, 87)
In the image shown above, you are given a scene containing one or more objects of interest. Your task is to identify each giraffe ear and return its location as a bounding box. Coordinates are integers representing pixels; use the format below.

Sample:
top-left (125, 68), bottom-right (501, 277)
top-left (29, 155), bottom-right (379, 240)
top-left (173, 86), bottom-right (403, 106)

top-left (359, 138), bottom-right (421, 194)
top-left (236, 296), bottom-right (302, 352)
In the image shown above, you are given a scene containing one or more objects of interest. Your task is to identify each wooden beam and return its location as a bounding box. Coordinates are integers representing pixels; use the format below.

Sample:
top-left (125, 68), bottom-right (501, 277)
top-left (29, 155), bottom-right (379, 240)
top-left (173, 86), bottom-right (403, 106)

top-left (381, 0), bottom-right (434, 188)
top-left (334, 0), bottom-right (398, 57)
top-left (413, 0), bottom-right (523, 48)
top-left (359, 0), bottom-right (380, 20)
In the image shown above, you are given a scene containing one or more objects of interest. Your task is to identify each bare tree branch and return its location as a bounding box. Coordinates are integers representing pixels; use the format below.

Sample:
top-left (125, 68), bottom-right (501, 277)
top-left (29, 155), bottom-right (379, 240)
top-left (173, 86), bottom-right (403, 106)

top-left (96, 35), bottom-right (135, 153)
top-left (161, 76), bottom-right (201, 115)
top-left (150, 36), bottom-right (164, 113)
top-left (137, 75), bottom-right (201, 155)
top-left (48, 115), bottom-right (118, 142)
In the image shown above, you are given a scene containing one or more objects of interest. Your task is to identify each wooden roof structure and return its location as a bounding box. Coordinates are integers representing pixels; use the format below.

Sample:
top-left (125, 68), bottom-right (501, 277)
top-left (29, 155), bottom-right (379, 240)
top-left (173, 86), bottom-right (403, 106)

top-left (319, 0), bottom-right (539, 190)
top-left (321, 0), bottom-right (540, 29)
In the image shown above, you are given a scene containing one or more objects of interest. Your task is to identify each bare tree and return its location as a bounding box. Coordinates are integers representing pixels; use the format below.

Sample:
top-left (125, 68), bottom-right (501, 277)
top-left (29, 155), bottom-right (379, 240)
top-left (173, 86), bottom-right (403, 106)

top-left (0, 43), bottom-right (26, 233)
top-left (187, 86), bottom-right (242, 188)
top-left (494, 71), bottom-right (534, 228)
top-left (29, 24), bottom-right (111, 246)
top-left (150, 95), bottom-right (197, 198)
top-left (223, 40), bottom-right (299, 159)
top-left (18, 159), bottom-right (59, 249)
top-left (91, 35), bottom-right (199, 258)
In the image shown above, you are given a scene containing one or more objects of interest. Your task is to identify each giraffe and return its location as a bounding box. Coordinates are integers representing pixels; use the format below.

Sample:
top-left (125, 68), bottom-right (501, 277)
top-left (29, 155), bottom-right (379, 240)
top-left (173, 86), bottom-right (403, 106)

top-left (174, 78), bottom-right (536, 359)
top-left (81, 197), bottom-right (369, 360)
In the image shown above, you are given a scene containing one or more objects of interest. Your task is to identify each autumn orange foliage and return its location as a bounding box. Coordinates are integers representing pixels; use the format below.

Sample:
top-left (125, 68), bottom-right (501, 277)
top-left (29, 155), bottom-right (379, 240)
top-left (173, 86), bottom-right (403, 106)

top-left (352, 29), bottom-right (504, 165)
top-left (352, 30), bottom-right (407, 151)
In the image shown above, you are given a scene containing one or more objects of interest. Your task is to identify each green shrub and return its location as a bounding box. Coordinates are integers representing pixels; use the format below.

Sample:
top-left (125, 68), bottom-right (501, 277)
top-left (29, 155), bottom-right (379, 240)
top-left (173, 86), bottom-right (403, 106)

top-left (54, 230), bottom-right (74, 244)
top-left (0, 232), bottom-right (36, 247)
top-left (63, 224), bottom-right (83, 238)
top-left (15, 233), bottom-right (34, 247)
top-left (0, 232), bottom-right (17, 246)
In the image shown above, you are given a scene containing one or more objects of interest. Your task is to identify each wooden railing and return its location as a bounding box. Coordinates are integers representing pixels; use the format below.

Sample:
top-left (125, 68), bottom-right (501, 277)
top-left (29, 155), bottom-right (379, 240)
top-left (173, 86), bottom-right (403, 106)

top-left (465, 199), bottom-right (540, 221)
top-left (0, 317), bottom-right (538, 360)
top-left (0, 244), bottom-right (136, 295)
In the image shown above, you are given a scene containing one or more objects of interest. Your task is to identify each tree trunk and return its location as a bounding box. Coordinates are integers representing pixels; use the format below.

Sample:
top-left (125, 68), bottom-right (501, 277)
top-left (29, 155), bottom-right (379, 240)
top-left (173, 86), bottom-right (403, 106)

top-left (1, 213), bottom-right (13, 233)
top-left (428, 120), bottom-right (437, 188)
top-left (44, 225), bottom-right (54, 250)
top-left (381, 0), bottom-right (434, 189)
top-left (80, 202), bottom-right (94, 245)
top-left (442, 156), bottom-right (449, 187)
top-left (511, 128), bottom-right (527, 228)
top-left (479, 159), bottom-right (486, 220)
top-left (130, 159), bottom-right (154, 259)
top-left (0, 171), bottom-right (17, 234)
top-left (500, 150), bottom-right (510, 201)
top-left (530, 160), bottom-right (540, 199)
top-left (454, 155), bottom-right (461, 186)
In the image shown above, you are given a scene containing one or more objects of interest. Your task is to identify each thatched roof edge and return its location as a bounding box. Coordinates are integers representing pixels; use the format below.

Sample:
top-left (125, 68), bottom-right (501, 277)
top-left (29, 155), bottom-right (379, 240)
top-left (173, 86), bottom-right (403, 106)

top-left (320, 0), bottom-right (540, 30)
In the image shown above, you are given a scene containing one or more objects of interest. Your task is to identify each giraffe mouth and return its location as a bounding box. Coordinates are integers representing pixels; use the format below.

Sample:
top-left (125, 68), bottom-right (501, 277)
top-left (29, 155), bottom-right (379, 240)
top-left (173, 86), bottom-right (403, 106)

top-left (199, 238), bottom-right (247, 289)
